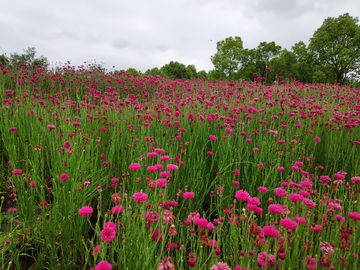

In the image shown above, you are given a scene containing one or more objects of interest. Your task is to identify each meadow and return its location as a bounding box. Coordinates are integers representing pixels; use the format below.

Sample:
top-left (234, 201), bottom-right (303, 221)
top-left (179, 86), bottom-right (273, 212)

top-left (0, 62), bottom-right (359, 270)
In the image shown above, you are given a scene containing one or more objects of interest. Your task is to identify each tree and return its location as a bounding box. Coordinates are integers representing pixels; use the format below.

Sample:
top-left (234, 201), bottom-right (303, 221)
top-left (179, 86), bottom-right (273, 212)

top-left (125, 68), bottom-right (141, 76)
top-left (160, 61), bottom-right (187, 79)
top-left (145, 67), bottom-right (163, 77)
top-left (309, 13), bottom-right (360, 84)
top-left (196, 70), bottom-right (207, 79)
top-left (210, 36), bottom-right (243, 80)
top-left (9, 47), bottom-right (49, 69)
top-left (185, 64), bottom-right (197, 79)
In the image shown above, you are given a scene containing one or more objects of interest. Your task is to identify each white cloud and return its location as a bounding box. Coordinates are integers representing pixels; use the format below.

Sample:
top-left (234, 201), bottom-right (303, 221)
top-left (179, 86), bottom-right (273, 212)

top-left (1, 0), bottom-right (359, 72)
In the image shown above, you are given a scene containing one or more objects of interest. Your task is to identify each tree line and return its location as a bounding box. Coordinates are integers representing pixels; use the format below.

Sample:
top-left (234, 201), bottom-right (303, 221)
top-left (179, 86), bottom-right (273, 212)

top-left (1, 13), bottom-right (359, 86)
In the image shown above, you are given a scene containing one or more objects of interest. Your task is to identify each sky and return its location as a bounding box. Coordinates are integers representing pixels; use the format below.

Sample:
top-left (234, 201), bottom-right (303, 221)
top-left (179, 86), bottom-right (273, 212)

top-left (1, 0), bottom-right (359, 73)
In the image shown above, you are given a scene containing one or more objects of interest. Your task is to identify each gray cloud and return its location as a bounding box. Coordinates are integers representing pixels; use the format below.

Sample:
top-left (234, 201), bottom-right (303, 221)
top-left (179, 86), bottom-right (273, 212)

top-left (1, 0), bottom-right (359, 73)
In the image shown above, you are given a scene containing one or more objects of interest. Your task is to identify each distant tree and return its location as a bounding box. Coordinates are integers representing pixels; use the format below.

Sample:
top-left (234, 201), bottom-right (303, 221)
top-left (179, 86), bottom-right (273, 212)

top-left (9, 47), bottom-right (49, 69)
top-left (207, 69), bottom-right (226, 82)
top-left (160, 61), bottom-right (187, 79)
top-left (210, 36), bottom-right (243, 81)
top-left (145, 67), bottom-right (162, 76)
top-left (125, 68), bottom-right (141, 76)
top-left (0, 54), bottom-right (8, 66)
top-left (196, 70), bottom-right (207, 79)
top-left (309, 13), bottom-right (360, 84)
top-left (185, 64), bottom-right (197, 79)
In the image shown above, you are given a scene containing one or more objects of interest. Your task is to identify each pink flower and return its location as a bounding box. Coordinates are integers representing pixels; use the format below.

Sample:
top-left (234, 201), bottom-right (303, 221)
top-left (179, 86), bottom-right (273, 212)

top-left (78, 206), bottom-right (93, 217)
top-left (183, 192), bottom-right (194, 200)
top-left (194, 218), bottom-right (208, 227)
top-left (129, 163), bottom-right (141, 170)
top-left (100, 227), bottom-right (116, 242)
top-left (294, 161), bottom-right (304, 167)
top-left (257, 252), bottom-right (275, 267)
top-left (63, 141), bottom-right (70, 147)
top-left (47, 125), bottom-right (56, 130)
top-left (315, 136), bottom-right (321, 143)
top-left (277, 167), bottom-right (285, 172)
top-left (335, 214), bottom-right (345, 222)
top-left (60, 173), bottom-right (69, 181)
top-left (9, 127), bottom-right (17, 131)
top-left (233, 181), bottom-right (240, 185)
top-left (101, 127), bottom-right (107, 132)
top-left (253, 148), bottom-right (259, 151)
top-left (156, 178), bottom-right (166, 188)
top-left (311, 225), bottom-right (323, 233)
top-left (12, 169), bottom-right (23, 175)
top-left (258, 186), bottom-right (267, 193)
top-left (209, 135), bottom-right (217, 141)
top-left (306, 255), bottom-right (317, 269)
top-left (289, 193), bottom-right (304, 202)
top-left (160, 171), bottom-right (170, 177)
top-left (68, 133), bottom-right (75, 137)
top-left (167, 164), bottom-right (179, 171)
top-left (29, 181), bottom-right (36, 187)
top-left (152, 230), bottom-right (163, 243)
top-left (234, 169), bottom-right (240, 176)
top-left (348, 212), bottom-right (360, 221)
top-left (133, 192), bottom-right (148, 202)
top-left (160, 156), bottom-right (170, 161)
top-left (91, 245), bottom-right (102, 256)
top-left (72, 122), bottom-right (80, 126)
top-left (280, 218), bottom-right (298, 230)
top-left (274, 188), bottom-right (287, 197)
top-left (95, 261), bottom-right (112, 270)
top-left (262, 225), bottom-right (279, 238)
top-left (236, 189), bottom-right (249, 201)
top-left (111, 205), bottom-right (123, 214)
top-left (210, 262), bottom-right (230, 270)
top-left (207, 151), bottom-right (214, 156)
top-left (268, 204), bottom-right (282, 214)
top-left (208, 239), bottom-right (218, 248)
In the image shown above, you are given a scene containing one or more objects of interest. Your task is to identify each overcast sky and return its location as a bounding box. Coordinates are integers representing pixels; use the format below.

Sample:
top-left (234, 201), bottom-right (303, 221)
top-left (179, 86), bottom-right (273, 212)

top-left (1, 0), bottom-right (359, 73)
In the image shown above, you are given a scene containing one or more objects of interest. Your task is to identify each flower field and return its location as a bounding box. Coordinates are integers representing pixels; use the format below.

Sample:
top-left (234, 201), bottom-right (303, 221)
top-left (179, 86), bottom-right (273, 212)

top-left (0, 63), bottom-right (360, 269)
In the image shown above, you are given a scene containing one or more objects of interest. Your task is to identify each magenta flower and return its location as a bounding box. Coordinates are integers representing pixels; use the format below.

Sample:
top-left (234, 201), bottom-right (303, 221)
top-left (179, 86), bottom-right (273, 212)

top-left (258, 186), bottom-right (267, 193)
top-left (274, 188), bottom-right (287, 197)
top-left (129, 163), bottom-right (141, 170)
top-left (100, 227), bottom-right (116, 242)
top-left (194, 218), bottom-right (208, 227)
top-left (156, 178), bottom-right (167, 188)
top-left (72, 122), bottom-right (80, 126)
top-left (257, 252), bottom-right (275, 267)
top-left (289, 193), bottom-right (304, 202)
top-left (60, 173), bottom-right (69, 181)
top-left (306, 256), bottom-right (317, 269)
top-left (111, 205), bottom-right (123, 214)
top-left (12, 169), bottom-right (22, 175)
top-left (280, 218), bottom-right (298, 230)
top-left (277, 167), bottom-right (285, 172)
top-left (95, 260), bottom-right (112, 270)
top-left (209, 135), bottom-right (217, 141)
top-left (268, 204), bottom-right (282, 214)
top-left (47, 125), bottom-right (56, 130)
top-left (262, 225), bottom-right (279, 238)
top-left (132, 192), bottom-right (148, 202)
top-left (207, 151), bottom-right (214, 156)
top-left (167, 164), bottom-right (179, 171)
top-left (210, 262), bottom-right (230, 270)
top-left (78, 206), bottom-right (93, 217)
top-left (234, 169), bottom-right (240, 176)
top-left (235, 190), bottom-right (249, 201)
top-left (315, 136), bottom-right (321, 143)
top-left (9, 127), bottom-right (17, 131)
top-left (183, 192), bottom-right (195, 200)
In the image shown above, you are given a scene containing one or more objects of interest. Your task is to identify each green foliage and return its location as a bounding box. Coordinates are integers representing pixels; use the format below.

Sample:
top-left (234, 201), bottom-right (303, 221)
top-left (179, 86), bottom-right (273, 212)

top-left (125, 67), bottom-right (142, 76)
top-left (196, 70), bottom-right (207, 79)
top-left (160, 61), bottom-right (188, 79)
top-left (210, 36), bottom-right (243, 81)
top-left (309, 13), bottom-right (360, 85)
top-left (0, 54), bottom-right (8, 66)
top-left (185, 64), bottom-right (197, 79)
top-left (9, 47), bottom-right (49, 69)
top-left (144, 67), bottom-right (163, 77)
